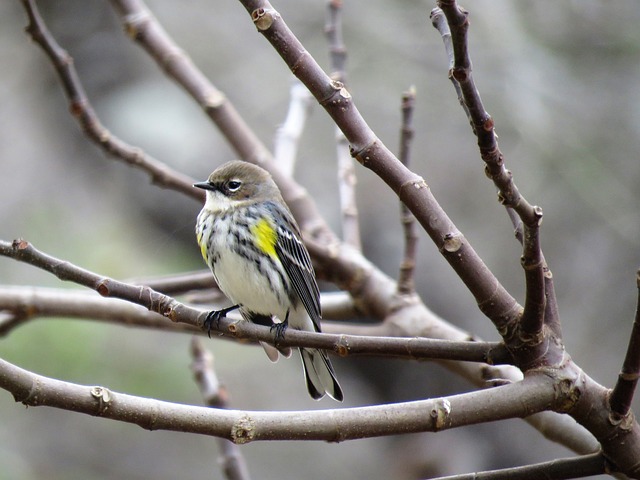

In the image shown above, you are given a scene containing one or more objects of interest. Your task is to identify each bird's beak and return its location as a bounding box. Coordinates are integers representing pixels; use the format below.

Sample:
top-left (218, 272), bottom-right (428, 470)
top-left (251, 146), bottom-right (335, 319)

top-left (193, 181), bottom-right (216, 191)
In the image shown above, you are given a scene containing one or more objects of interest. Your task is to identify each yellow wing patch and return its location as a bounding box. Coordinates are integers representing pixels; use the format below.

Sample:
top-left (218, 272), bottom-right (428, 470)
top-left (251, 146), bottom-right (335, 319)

top-left (197, 231), bottom-right (208, 261)
top-left (251, 217), bottom-right (277, 258)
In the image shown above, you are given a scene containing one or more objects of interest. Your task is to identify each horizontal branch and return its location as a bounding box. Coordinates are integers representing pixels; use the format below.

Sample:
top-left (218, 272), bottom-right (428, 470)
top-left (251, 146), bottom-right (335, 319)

top-left (0, 283), bottom-right (500, 364)
top-left (0, 356), bottom-right (559, 442)
top-left (0, 286), bottom-right (199, 337)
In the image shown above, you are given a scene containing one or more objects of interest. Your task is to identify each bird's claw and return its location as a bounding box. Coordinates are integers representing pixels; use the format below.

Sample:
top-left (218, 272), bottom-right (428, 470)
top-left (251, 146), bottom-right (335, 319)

top-left (270, 320), bottom-right (289, 345)
top-left (203, 305), bottom-right (239, 338)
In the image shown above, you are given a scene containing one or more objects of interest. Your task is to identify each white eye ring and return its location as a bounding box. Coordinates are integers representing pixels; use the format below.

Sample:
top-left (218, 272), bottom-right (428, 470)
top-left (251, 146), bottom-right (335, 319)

top-left (227, 180), bottom-right (242, 192)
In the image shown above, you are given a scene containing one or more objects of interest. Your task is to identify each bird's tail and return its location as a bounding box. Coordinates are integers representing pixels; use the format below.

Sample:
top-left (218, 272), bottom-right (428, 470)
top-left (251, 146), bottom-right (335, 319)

top-left (300, 348), bottom-right (343, 401)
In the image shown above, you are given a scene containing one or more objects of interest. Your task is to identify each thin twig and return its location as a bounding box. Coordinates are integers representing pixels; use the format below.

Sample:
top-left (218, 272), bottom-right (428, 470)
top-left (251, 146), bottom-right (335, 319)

top-left (190, 338), bottom-right (252, 480)
top-left (325, 0), bottom-right (361, 251)
top-left (273, 78), bottom-right (313, 176)
top-left (21, 0), bottom-right (201, 201)
top-left (610, 270), bottom-right (640, 419)
top-left (125, 270), bottom-right (217, 295)
top-left (431, 452), bottom-right (607, 480)
top-left (0, 241), bottom-right (501, 363)
top-left (430, 4), bottom-right (547, 342)
top-left (397, 87), bottom-right (418, 295)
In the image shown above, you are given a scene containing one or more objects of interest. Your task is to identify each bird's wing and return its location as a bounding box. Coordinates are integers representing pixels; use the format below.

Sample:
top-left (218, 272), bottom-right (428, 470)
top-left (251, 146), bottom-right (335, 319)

top-left (269, 204), bottom-right (322, 331)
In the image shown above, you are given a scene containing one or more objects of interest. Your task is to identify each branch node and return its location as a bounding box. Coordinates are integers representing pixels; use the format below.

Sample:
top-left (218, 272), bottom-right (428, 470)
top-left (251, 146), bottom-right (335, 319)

top-left (121, 11), bottom-right (149, 39)
top-left (97, 282), bottom-right (109, 297)
top-left (251, 8), bottom-right (278, 31)
top-left (231, 415), bottom-right (256, 444)
top-left (336, 335), bottom-right (350, 357)
top-left (90, 386), bottom-right (113, 414)
top-left (12, 238), bottom-right (28, 250)
top-left (430, 398), bottom-right (452, 431)
top-left (442, 232), bottom-right (463, 253)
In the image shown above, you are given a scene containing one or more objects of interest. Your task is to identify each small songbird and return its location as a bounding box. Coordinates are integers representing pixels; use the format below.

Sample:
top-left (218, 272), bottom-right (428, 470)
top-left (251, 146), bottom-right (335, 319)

top-left (194, 161), bottom-right (343, 401)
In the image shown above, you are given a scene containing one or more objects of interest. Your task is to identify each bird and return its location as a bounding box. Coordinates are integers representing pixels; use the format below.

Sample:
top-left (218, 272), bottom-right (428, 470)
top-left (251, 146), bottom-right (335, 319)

top-left (194, 160), bottom-right (343, 401)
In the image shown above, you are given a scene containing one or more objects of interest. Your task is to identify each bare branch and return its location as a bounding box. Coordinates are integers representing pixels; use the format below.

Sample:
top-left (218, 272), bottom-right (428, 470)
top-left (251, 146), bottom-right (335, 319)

top-left (273, 78), bottom-right (313, 176)
top-left (397, 87), bottom-right (418, 295)
top-left (239, 0), bottom-right (521, 334)
top-left (430, 5), bottom-right (562, 347)
top-left (430, 4), bottom-right (548, 346)
top-left (109, 0), bottom-right (272, 167)
top-left (21, 0), bottom-right (201, 201)
top-left (0, 241), bottom-right (499, 363)
top-left (0, 286), bottom-right (199, 337)
top-left (325, 0), bottom-right (361, 251)
top-left (610, 271), bottom-right (640, 419)
top-left (124, 270), bottom-right (217, 296)
top-left (190, 338), bottom-right (252, 480)
top-left (0, 356), bottom-right (561, 442)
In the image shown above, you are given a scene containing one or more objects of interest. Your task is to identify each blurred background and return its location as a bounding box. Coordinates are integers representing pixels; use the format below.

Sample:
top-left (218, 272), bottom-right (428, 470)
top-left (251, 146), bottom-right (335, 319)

top-left (1, 0), bottom-right (639, 478)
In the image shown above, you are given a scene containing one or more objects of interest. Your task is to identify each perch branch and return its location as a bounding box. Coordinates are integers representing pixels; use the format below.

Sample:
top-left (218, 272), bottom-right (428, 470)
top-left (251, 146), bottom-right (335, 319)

top-left (0, 240), bottom-right (500, 363)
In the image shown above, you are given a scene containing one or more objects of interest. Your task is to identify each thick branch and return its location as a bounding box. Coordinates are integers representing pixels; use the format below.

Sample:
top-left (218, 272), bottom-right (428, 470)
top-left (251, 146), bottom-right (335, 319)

top-left (240, 0), bottom-right (521, 334)
top-left (0, 357), bottom-right (561, 442)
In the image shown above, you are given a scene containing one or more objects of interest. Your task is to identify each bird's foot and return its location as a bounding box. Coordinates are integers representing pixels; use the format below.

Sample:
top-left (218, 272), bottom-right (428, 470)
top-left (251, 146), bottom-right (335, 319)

top-left (270, 319), bottom-right (289, 345)
top-left (203, 305), bottom-right (239, 338)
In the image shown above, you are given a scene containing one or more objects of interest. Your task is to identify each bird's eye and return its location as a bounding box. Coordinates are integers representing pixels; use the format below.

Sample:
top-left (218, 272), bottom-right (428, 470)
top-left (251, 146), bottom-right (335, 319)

top-left (227, 180), bottom-right (242, 192)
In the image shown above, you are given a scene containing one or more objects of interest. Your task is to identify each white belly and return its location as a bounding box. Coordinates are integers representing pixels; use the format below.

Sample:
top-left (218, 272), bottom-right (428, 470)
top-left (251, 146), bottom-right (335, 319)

top-left (213, 247), bottom-right (288, 319)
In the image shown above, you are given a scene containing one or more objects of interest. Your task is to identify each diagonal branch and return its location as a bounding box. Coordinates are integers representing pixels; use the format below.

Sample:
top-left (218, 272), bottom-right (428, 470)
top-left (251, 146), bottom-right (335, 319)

top-left (430, 4), bottom-right (548, 344)
top-left (609, 270), bottom-right (640, 420)
top-left (21, 0), bottom-right (201, 201)
top-left (238, 0), bottom-right (521, 335)
top-left (109, 0), bottom-right (272, 167)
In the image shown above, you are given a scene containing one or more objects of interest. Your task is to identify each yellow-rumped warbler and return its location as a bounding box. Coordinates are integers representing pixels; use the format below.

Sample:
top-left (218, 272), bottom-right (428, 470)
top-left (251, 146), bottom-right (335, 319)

top-left (194, 161), bottom-right (343, 401)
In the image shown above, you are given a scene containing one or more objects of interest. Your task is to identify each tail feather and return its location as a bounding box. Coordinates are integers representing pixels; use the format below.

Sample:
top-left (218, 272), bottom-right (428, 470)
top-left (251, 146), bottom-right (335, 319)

top-left (260, 341), bottom-right (292, 362)
top-left (300, 348), bottom-right (343, 401)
